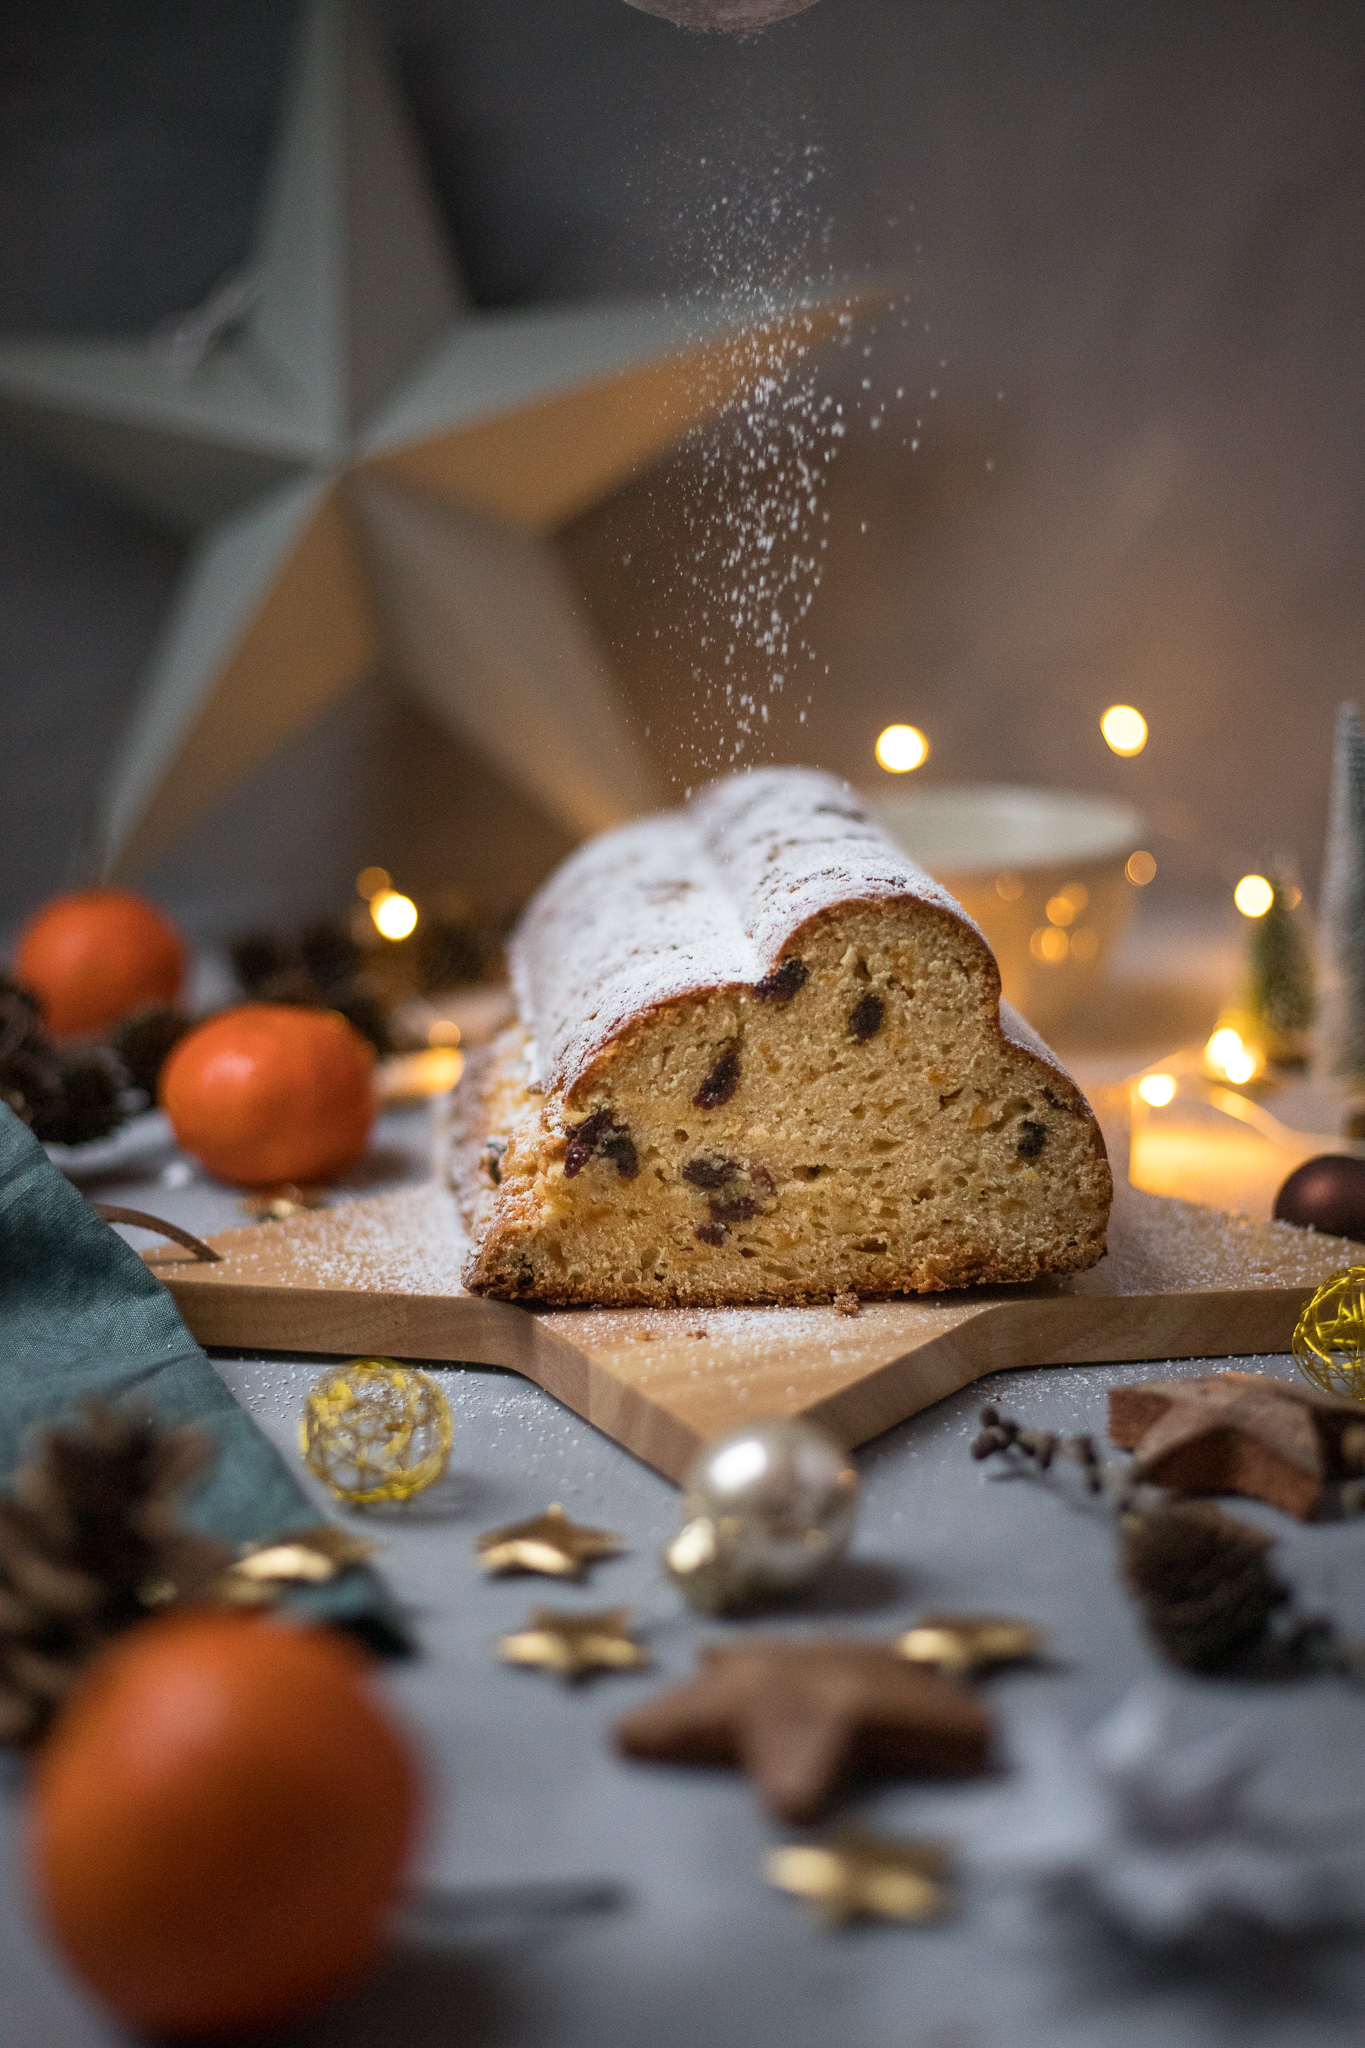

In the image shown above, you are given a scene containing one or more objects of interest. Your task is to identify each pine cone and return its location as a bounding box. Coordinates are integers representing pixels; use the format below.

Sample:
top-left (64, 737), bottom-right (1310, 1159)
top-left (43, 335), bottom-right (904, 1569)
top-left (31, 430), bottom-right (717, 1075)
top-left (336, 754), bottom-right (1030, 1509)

top-left (231, 920), bottom-right (363, 1003)
top-left (229, 929), bottom-right (292, 994)
top-left (0, 1044), bottom-right (66, 1131)
top-left (0, 1404), bottom-right (234, 1745)
top-left (0, 976), bottom-right (63, 1130)
top-left (0, 975), bottom-right (48, 1060)
top-left (227, 924), bottom-right (393, 1052)
top-left (327, 981), bottom-right (393, 1055)
top-left (414, 916), bottom-right (485, 992)
top-left (1119, 1501), bottom-right (1289, 1672)
top-left (297, 919), bottom-right (364, 994)
top-left (28, 1048), bottom-right (125, 1146)
top-left (110, 1004), bottom-right (192, 1097)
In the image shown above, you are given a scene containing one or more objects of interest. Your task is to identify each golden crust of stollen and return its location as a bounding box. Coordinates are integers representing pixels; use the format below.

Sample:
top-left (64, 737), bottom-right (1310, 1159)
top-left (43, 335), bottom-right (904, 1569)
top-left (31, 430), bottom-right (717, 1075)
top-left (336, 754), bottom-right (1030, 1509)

top-left (442, 771), bottom-right (1111, 1309)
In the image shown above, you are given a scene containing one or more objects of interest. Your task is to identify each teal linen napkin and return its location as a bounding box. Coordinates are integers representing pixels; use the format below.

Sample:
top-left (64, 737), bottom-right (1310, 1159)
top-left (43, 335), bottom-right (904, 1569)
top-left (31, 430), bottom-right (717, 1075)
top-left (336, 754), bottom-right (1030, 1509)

top-left (0, 1103), bottom-right (410, 1656)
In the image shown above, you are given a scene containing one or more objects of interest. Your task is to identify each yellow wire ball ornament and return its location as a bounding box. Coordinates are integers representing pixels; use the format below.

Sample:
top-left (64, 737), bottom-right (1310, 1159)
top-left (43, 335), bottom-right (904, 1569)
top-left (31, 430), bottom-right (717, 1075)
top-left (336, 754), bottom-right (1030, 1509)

top-left (1292, 1267), bottom-right (1365, 1400)
top-left (300, 1359), bottom-right (453, 1505)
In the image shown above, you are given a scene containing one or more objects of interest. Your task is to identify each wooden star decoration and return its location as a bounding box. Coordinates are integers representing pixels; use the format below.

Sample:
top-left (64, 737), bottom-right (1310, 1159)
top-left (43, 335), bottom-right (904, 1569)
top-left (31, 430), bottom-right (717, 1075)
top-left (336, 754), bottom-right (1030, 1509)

top-left (476, 1502), bottom-right (625, 1580)
top-left (897, 1615), bottom-right (1043, 1679)
top-left (498, 1605), bottom-right (650, 1683)
top-left (0, 0), bottom-right (884, 880)
top-left (613, 1640), bottom-right (992, 1824)
top-left (1109, 1370), bottom-right (1365, 1521)
top-left (765, 1829), bottom-right (952, 1927)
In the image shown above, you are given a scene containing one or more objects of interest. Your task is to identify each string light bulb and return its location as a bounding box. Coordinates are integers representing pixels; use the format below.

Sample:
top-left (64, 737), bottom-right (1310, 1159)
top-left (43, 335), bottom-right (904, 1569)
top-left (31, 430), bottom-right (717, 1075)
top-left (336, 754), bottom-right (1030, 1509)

top-left (875, 725), bottom-right (929, 773)
top-left (1205, 1025), bottom-right (1262, 1086)
top-left (1136, 1073), bottom-right (1177, 1108)
top-left (1234, 874), bottom-right (1274, 919)
top-left (1100, 705), bottom-right (1148, 757)
top-left (370, 889), bottom-right (418, 941)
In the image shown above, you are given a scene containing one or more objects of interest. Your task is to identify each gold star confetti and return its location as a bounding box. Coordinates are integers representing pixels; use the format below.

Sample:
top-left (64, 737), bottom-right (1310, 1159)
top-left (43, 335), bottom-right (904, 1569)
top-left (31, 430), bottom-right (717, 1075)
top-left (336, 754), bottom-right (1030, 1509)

top-left (239, 1182), bottom-right (327, 1223)
top-left (896, 1615), bottom-right (1043, 1679)
top-left (476, 1502), bottom-right (625, 1580)
top-left (765, 1829), bottom-right (952, 1927)
top-left (498, 1606), bottom-right (650, 1683)
top-left (211, 1526), bottom-right (379, 1605)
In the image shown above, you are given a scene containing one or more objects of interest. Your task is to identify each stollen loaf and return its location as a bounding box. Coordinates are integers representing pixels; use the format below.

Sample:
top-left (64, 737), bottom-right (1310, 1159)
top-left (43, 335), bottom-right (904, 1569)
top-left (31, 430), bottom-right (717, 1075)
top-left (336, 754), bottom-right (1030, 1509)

top-left (443, 768), bottom-right (1112, 1307)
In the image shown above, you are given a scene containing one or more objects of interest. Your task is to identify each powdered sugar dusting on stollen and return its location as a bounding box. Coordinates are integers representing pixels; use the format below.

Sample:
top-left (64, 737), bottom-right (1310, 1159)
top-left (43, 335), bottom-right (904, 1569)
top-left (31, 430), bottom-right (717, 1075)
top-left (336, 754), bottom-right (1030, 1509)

top-left (693, 767), bottom-right (976, 960)
top-left (511, 766), bottom-right (995, 1097)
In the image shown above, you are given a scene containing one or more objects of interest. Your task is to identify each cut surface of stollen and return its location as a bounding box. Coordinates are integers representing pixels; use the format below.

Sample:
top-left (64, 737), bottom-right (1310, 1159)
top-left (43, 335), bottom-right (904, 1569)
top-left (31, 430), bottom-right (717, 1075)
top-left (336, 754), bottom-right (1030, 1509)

top-left (444, 768), bottom-right (1112, 1307)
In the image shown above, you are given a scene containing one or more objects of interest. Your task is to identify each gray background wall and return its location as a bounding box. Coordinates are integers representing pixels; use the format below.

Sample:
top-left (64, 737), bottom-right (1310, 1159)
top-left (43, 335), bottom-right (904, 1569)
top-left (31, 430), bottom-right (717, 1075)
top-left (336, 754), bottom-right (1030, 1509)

top-left (2, 0), bottom-right (1363, 936)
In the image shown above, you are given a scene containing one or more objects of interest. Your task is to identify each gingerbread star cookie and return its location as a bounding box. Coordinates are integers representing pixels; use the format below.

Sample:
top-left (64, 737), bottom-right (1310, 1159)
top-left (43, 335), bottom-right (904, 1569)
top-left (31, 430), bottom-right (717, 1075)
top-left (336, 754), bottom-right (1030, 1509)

top-left (1108, 1370), bottom-right (1365, 1520)
top-left (613, 1639), bottom-right (991, 1824)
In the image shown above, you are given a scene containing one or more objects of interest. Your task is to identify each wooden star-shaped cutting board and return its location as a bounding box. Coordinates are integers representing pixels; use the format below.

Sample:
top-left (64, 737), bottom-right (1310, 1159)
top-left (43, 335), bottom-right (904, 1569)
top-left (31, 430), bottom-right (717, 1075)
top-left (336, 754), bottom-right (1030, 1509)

top-left (476, 1503), bottom-right (625, 1580)
top-left (1108, 1369), bottom-right (1365, 1519)
top-left (614, 1640), bottom-right (992, 1824)
top-left (148, 1175), bottom-right (1364, 1485)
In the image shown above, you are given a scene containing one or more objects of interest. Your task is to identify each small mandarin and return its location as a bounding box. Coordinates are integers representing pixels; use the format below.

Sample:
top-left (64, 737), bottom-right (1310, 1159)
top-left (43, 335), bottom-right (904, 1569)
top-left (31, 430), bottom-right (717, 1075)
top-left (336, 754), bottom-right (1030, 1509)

top-left (160, 1003), bottom-right (375, 1185)
top-left (27, 1611), bottom-right (418, 2037)
top-left (14, 889), bottom-right (185, 1035)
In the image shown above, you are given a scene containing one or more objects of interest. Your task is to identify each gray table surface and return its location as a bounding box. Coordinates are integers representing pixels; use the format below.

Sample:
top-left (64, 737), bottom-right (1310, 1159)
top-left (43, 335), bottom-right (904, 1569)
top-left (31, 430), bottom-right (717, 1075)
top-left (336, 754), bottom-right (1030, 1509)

top-left (4, 1102), bottom-right (1364, 2048)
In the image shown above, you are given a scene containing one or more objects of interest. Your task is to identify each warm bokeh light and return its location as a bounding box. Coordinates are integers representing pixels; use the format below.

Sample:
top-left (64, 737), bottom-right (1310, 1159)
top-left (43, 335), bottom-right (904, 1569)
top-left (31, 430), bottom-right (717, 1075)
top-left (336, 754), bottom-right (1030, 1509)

top-left (1100, 705), bottom-right (1148, 756)
top-left (355, 866), bottom-right (390, 901)
top-left (1137, 1073), bottom-right (1177, 1107)
top-left (375, 1046), bottom-right (464, 1104)
top-left (1234, 874), bottom-right (1274, 918)
top-left (1126, 850), bottom-right (1157, 886)
top-left (1205, 1025), bottom-right (1261, 1085)
top-left (1029, 926), bottom-right (1069, 963)
top-left (994, 871), bottom-right (1024, 902)
top-left (427, 1020), bottom-right (462, 1047)
top-left (370, 889), bottom-right (418, 940)
top-left (875, 724), bottom-right (930, 773)
top-left (1045, 881), bottom-right (1089, 930)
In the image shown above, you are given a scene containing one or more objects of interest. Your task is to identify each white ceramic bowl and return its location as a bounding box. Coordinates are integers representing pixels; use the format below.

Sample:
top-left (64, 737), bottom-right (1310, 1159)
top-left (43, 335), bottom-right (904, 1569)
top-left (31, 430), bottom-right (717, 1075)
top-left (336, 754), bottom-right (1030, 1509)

top-left (864, 783), bottom-right (1147, 1035)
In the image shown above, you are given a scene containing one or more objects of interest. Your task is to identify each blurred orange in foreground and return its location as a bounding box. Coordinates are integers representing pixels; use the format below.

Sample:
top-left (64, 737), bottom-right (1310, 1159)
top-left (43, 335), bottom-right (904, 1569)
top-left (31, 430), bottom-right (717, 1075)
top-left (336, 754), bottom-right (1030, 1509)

top-left (161, 1002), bottom-right (376, 1185)
top-left (28, 1611), bottom-right (418, 2038)
top-left (14, 888), bottom-right (185, 1035)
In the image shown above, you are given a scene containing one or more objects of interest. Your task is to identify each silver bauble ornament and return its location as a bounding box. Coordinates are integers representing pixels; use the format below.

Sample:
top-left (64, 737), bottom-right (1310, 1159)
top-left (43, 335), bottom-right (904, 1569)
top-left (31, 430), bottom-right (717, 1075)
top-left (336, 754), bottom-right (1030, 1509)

top-left (664, 1417), bottom-right (859, 1615)
top-left (623, 0), bottom-right (822, 33)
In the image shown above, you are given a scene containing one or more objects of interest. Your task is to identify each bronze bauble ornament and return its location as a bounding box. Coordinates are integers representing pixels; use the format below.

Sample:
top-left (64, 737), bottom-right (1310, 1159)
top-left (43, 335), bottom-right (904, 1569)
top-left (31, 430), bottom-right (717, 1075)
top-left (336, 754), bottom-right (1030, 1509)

top-left (664, 1417), bottom-right (858, 1614)
top-left (1274, 1155), bottom-right (1365, 1243)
